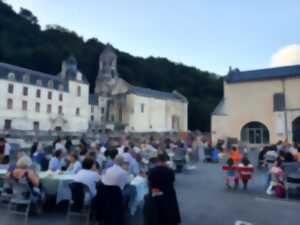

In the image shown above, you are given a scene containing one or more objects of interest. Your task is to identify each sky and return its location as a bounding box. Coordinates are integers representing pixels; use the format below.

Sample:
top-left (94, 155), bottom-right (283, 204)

top-left (6, 0), bottom-right (300, 75)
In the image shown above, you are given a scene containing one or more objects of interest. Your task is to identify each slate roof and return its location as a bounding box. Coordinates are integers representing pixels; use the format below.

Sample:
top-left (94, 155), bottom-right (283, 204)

top-left (0, 62), bottom-right (68, 91)
top-left (128, 86), bottom-right (186, 102)
top-left (226, 64), bottom-right (300, 83)
top-left (89, 94), bottom-right (98, 105)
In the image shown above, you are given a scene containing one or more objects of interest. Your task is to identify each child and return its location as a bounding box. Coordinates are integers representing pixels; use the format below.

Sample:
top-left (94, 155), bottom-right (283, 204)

top-left (230, 146), bottom-right (241, 164)
top-left (238, 157), bottom-right (254, 190)
top-left (224, 158), bottom-right (239, 189)
top-left (266, 159), bottom-right (285, 196)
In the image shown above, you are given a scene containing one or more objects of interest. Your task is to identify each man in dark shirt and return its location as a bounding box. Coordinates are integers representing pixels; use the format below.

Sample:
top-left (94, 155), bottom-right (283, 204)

top-left (145, 153), bottom-right (181, 225)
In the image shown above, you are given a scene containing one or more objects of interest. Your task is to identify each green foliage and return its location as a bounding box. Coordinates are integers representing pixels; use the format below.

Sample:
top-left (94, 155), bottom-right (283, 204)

top-left (0, 1), bottom-right (223, 131)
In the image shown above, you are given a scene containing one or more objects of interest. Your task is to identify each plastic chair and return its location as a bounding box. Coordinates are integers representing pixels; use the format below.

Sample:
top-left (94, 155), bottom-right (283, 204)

top-left (8, 180), bottom-right (32, 225)
top-left (66, 182), bottom-right (92, 225)
top-left (0, 178), bottom-right (13, 204)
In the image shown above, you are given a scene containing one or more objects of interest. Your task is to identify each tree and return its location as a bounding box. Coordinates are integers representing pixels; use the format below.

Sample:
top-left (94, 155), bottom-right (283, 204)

top-left (19, 7), bottom-right (38, 25)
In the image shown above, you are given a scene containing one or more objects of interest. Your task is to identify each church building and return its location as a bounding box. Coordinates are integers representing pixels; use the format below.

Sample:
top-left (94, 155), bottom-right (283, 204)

top-left (0, 44), bottom-right (188, 133)
top-left (89, 45), bottom-right (188, 133)
top-left (211, 64), bottom-right (300, 146)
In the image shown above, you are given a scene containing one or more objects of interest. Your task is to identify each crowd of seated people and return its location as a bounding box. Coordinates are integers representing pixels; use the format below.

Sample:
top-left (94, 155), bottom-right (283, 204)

top-left (0, 134), bottom-right (191, 224)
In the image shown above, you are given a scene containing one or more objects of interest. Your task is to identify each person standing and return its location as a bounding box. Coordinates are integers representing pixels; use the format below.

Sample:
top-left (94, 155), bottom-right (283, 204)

top-left (0, 138), bottom-right (11, 164)
top-left (144, 153), bottom-right (181, 225)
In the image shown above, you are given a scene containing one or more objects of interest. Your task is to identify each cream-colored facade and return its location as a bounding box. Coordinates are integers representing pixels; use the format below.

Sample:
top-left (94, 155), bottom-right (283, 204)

top-left (211, 65), bottom-right (300, 146)
top-left (89, 44), bottom-right (189, 133)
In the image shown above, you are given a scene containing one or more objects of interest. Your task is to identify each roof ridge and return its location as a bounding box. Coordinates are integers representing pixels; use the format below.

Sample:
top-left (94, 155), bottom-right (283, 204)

top-left (0, 62), bottom-right (62, 81)
top-left (232, 64), bottom-right (300, 74)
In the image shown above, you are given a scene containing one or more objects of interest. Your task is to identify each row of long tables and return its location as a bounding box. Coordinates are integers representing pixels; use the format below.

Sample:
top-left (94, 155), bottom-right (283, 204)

top-left (0, 167), bottom-right (148, 215)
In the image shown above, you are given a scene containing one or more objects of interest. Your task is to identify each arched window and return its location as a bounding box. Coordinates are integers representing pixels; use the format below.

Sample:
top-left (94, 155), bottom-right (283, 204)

top-left (8, 72), bottom-right (16, 81)
top-left (241, 121), bottom-right (270, 144)
top-left (48, 80), bottom-right (54, 89)
top-left (23, 74), bottom-right (30, 83)
top-left (36, 79), bottom-right (42, 86)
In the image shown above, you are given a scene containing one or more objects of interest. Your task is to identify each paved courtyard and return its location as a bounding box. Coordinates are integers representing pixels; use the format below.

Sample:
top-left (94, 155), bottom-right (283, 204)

top-left (0, 151), bottom-right (299, 225)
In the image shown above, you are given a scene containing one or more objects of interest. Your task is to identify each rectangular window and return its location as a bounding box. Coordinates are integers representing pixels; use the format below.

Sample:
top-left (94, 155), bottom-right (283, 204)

top-left (91, 115), bottom-right (94, 121)
top-left (141, 103), bottom-right (145, 113)
top-left (273, 93), bottom-right (285, 112)
top-left (59, 93), bottom-right (63, 101)
top-left (33, 121), bottom-right (39, 130)
top-left (58, 106), bottom-right (63, 114)
top-left (36, 89), bottom-right (41, 98)
top-left (101, 107), bottom-right (105, 114)
top-left (8, 84), bottom-right (14, 94)
top-left (4, 120), bottom-right (12, 130)
top-left (35, 102), bottom-right (40, 113)
top-left (76, 108), bottom-right (80, 116)
top-left (77, 86), bottom-right (81, 97)
top-left (7, 99), bottom-right (13, 110)
top-left (23, 87), bottom-right (28, 96)
top-left (22, 100), bottom-right (27, 111)
top-left (47, 104), bottom-right (52, 113)
top-left (48, 91), bottom-right (52, 100)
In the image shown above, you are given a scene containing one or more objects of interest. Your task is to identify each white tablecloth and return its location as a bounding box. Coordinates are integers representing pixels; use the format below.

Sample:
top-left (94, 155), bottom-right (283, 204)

top-left (0, 169), bottom-right (148, 215)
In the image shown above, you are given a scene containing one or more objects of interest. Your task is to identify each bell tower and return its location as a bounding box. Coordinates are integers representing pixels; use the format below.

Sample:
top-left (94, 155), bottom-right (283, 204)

top-left (95, 44), bottom-right (119, 95)
top-left (98, 44), bottom-right (118, 79)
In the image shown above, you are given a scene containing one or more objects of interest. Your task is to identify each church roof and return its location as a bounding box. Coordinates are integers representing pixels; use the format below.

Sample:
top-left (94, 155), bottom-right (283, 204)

top-left (128, 86), bottom-right (187, 102)
top-left (226, 64), bottom-right (300, 83)
top-left (89, 94), bottom-right (98, 105)
top-left (0, 62), bottom-right (68, 91)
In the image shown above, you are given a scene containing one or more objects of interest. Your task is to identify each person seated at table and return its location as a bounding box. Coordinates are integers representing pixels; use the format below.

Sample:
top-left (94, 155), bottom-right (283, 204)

top-left (224, 158), bottom-right (239, 189)
top-left (101, 155), bottom-right (130, 190)
top-left (230, 146), bottom-right (241, 164)
top-left (266, 159), bottom-right (285, 195)
top-left (74, 157), bottom-right (101, 197)
top-left (54, 137), bottom-right (66, 154)
top-left (238, 156), bottom-right (254, 190)
top-left (122, 147), bottom-right (140, 176)
top-left (32, 142), bottom-right (47, 171)
top-left (101, 155), bottom-right (136, 209)
top-left (79, 143), bottom-right (88, 161)
top-left (103, 148), bottom-right (119, 170)
top-left (0, 137), bottom-right (11, 164)
top-left (66, 152), bottom-right (81, 174)
top-left (11, 155), bottom-right (44, 210)
top-left (48, 150), bottom-right (63, 172)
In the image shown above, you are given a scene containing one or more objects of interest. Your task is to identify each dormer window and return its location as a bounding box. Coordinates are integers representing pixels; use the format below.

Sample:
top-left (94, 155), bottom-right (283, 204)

top-left (23, 74), bottom-right (30, 83)
top-left (48, 80), bottom-right (54, 89)
top-left (8, 72), bottom-right (16, 81)
top-left (36, 79), bottom-right (42, 86)
top-left (76, 72), bottom-right (82, 81)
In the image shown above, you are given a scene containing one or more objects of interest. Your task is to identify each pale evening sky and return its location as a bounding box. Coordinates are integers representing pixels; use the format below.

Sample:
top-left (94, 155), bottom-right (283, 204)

top-left (6, 0), bottom-right (300, 75)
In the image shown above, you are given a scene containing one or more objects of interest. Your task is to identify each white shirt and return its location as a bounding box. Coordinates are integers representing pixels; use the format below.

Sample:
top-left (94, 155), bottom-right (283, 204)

top-left (101, 164), bottom-right (129, 190)
top-left (117, 146), bottom-right (125, 154)
top-left (67, 161), bottom-right (82, 174)
top-left (74, 169), bottom-right (100, 196)
top-left (55, 142), bottom-right (66, 153)
top-left (4, 143), bottom-right (11, 156)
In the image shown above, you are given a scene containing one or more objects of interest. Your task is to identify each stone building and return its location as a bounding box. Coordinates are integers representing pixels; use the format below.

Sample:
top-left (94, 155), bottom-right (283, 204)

top-left (211, 64), bottom-right (300, 146)
top-left (0, 56), bottom-right (89, 132)
top-left (0, 44), bottom-right (188, 133)
top-left (90, 44), bottom-right (188, 133)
